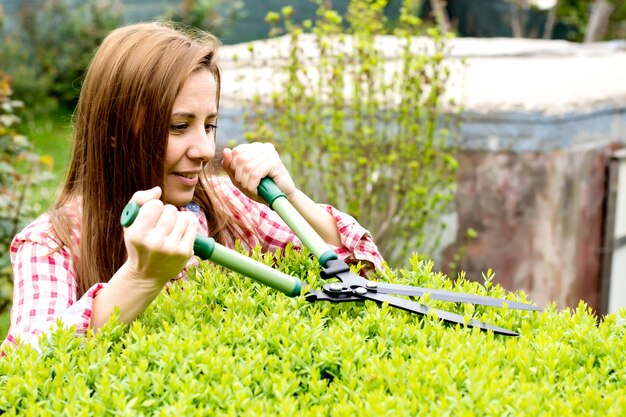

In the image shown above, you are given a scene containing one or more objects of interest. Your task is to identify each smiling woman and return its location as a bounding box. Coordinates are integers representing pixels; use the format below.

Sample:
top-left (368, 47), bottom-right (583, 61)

top-left (164, 70), bottom-right (218, 207)
top-left (2, 21), bottom-right (383, 352)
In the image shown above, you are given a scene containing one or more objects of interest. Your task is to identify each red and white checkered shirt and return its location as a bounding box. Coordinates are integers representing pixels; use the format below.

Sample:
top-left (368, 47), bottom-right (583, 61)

top-left (3, 177), bottom-right (383, 350)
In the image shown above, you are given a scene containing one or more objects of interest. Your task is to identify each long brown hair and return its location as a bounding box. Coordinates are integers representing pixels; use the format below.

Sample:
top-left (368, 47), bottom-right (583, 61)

top-left (50, 22), bottom-right (246, 297)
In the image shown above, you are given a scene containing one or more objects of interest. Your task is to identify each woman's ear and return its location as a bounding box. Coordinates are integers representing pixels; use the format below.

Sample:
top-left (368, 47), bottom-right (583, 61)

top-left (111, 136), bottom-right (117, 149)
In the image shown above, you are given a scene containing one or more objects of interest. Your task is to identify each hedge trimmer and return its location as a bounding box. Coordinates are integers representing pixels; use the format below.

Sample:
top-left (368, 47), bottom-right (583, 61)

top-left (121, 178), bottom-right (541, 336)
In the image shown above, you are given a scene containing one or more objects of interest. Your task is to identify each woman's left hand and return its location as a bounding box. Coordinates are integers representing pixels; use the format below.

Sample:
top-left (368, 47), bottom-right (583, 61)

top-left (221, 142), bottom-right (296, 203)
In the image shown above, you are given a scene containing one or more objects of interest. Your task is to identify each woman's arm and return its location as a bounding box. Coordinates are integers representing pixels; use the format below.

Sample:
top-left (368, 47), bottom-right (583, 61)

top-left (218, 143), bottom-right (384, 272)
top-left (4, 215), bottom-right (97, 350)
top-left (91, 186), bottom-right (198, 330)
top-left (221, 142), bottom-right (341, 247)
top-left (281, 188), bottom-right (342, 247)
top-left (90, 263), bottom-right (165, 330)
top-left (211, 176), bottom-right (384, 274)
top-left (3, 186), bottom-right (199, 351)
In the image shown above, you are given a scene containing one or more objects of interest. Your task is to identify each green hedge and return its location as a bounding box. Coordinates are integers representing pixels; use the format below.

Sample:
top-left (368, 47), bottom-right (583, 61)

top-left (1, 246), bottom-right (625, 415)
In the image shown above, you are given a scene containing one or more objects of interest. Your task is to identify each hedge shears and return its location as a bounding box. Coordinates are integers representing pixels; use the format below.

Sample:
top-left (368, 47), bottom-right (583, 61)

top-left (121, 178), bottom-right (540, 336)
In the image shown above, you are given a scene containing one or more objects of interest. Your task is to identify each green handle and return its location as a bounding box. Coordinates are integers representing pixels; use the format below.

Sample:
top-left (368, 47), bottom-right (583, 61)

top-left (120, 201), bottom-right (302, 297)
top-left (257, 178), bottom-right (338, 267)
top-left (257, 178), bottom-right (286, 210)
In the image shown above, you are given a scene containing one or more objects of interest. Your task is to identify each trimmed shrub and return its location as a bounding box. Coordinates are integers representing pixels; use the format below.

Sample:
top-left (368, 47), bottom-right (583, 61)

top-left (1, 246), bottom-right (624, 415)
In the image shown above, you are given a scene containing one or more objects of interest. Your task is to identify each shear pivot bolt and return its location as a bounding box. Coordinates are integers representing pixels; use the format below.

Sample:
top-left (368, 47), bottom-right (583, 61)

top-left (365, 280), bottom-right (378, 289)
top-left (329, 283), bottom-right (343, 292)
top-left (354, 287), bottom-right (368, 295)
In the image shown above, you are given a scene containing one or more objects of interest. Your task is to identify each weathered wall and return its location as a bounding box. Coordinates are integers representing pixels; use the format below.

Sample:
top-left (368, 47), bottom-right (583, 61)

top-left (439, 107), bottom-right (626, 310)
top-left (442, 146), bottom-right (613, 309)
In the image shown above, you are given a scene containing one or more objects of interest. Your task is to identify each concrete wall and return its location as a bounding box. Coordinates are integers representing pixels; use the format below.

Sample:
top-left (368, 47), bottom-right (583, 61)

top-left (435, 40), bottom-right (626, 310)
top-left (442, 143), bottom-right (615, 310)
top-left (440, 106), bottom-right (626, 310)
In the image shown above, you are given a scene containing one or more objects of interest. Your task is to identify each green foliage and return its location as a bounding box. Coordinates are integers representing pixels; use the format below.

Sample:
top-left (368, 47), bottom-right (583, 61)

top-left (0, 309), bottom-right (8, 341)
top-left (555, 0), bottom-right (626, 41)
top-left (0, 32), bottom-right (57, 120)
top-left (162, 0), bottom-right (244, 39)
top-left (22, 108), bottom-right (72, 181)
top-left (0, 0), bottom-right (122, 113)
top-left (607, 0), bottom-right (626, 39)
top-left (552, 0), bottom-right (592, 41)
top-left (1, 247), bottom-right (625, 415)
top-left (245, 0), bottom-right (458, 266)
top-left (0, 75), bottom-right (55, 318)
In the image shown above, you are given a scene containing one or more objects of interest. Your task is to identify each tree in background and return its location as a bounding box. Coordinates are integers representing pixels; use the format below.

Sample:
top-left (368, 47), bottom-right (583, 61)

top-left (163, 0), bottom-right (244, 39)
top-left (585, 0), bottom-right (626, 41)
top-left (428, 0), bottom-right (451, 32)
top-left (422, 0), bottom-right (625, 41)
top-left (507, 0), bottom-right (626, 41)
top-left (1, 0), bottom-right (245, 116)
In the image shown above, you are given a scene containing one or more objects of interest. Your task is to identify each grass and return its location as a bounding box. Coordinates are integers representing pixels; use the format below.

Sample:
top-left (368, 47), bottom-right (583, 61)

top-left (26, 111), bottom-right (72, 178)
top-left (24, 108), bottom-right (73, 207)
top-left (0, 310), bottom-right (8, 341)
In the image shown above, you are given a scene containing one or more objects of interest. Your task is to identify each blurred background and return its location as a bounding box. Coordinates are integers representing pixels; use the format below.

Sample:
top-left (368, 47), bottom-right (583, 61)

top-left (1, 0), bottom-right (625, 339)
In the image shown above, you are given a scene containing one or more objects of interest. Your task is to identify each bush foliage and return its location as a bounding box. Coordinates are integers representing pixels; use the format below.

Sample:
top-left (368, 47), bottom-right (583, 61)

top-left (0, 0), bottom-right (244, 116)
top-left (16, 0), bottom-right (122, 110)
top-left (246, 0), bottom-right (459, 266)
top-left (162, 0), bottom-right (244, 40)
top-left (1, 247), bottom-right (624, 415)
top-left (0, 74), bottom-right (55, 315)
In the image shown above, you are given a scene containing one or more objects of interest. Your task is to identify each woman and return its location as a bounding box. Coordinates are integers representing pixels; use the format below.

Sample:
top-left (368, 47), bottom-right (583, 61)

top-left (3, 22), bottom-right (383, 350)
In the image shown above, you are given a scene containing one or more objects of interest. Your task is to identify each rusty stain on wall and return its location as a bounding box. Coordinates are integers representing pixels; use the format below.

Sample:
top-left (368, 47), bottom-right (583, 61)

top-left (443, 147), bottom-right (612, 310)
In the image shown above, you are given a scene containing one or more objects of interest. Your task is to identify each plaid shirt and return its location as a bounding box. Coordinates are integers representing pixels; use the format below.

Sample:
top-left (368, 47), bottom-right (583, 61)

top-left (3, 177), bottom-right (383, 350)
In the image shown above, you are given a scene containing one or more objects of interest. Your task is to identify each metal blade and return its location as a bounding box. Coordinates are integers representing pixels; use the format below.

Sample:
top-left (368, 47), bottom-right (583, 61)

top-left (304, 290), bottom-right (362, 303)
top-left (323, 261), bottom-right (539, 312)
top-left (359, 291), bottom-right (519, 336)
top-left (374, 282), bottom-right (541, 311)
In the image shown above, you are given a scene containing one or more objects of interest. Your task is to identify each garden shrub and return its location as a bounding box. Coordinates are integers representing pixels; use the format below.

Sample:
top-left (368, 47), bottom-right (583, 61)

top-left (1, 246), bottom-right (624, 415)
top-left (2, 0), bottom-right (244, 116)
top-left (6, 0), bottom-right (122, 111)
top-left (162, 0), bottom-right (244, 40)
top-left (0, 34), bottom-right (56, 120)
top-left (245, 0), bottom-right (459, 266)
top-left (0, 74), bottom-right (55, 318)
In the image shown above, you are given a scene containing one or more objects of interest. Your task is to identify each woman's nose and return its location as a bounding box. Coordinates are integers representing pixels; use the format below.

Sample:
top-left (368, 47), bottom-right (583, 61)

top-left (187, 127), bottom-right (215, 162)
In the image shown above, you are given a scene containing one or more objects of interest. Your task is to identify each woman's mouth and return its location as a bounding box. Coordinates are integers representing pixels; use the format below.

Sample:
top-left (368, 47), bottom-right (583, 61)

top-left (172, 172), bottom-right (199, 186)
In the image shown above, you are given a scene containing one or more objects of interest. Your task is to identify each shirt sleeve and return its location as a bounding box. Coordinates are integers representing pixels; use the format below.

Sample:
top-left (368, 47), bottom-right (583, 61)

top-left (2, 209), bottom-right (205, 353)
top-left (2, 215), bottom-right (105, 351)
top-left (213, 177), bottom-right (384, 273)
top-left (320, 204), bottom-right (384, 273)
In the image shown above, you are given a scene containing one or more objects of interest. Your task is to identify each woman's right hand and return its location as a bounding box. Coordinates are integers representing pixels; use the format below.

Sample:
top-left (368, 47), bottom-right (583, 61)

top-left (122, 187), bottom-right (199, 286)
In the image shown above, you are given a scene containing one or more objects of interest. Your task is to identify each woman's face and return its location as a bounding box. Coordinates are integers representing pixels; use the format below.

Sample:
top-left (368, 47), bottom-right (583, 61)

top-left (163, 69), bottom-right (218, 206)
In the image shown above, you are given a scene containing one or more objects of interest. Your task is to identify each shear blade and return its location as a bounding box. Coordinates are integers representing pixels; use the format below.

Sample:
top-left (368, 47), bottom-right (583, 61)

top-left (305, 289), bottom-right (361, 303)
top-left (375, 282), bottom-right (541, 311)
top-left (360, 292), bottom-right (519, 336)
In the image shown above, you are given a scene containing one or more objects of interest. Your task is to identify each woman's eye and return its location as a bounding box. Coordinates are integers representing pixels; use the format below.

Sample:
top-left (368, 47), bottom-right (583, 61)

top-left (170, 123), bottom-right (188, 133)
top-left (205, 123), bottom-right (218, 133)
